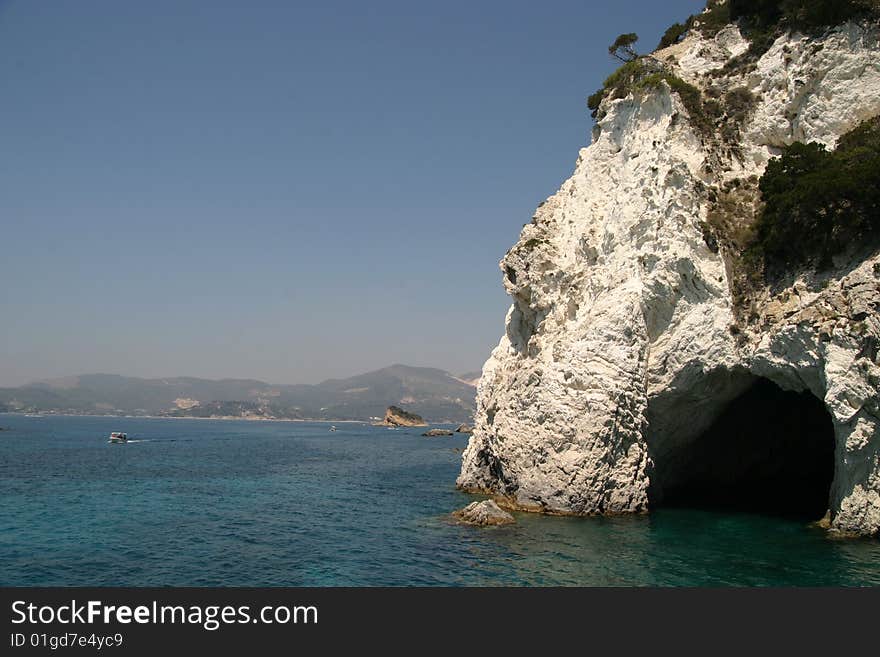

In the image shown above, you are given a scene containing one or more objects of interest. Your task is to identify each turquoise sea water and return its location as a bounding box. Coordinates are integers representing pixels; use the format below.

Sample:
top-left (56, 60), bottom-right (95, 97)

top-left (1, 415), bottom-right (878, 586)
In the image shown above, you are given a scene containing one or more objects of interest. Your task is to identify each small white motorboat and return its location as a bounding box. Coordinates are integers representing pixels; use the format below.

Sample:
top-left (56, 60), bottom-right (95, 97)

top-left (108, 431), bottom-right (128, 444)
top-left (329, 425), bottom-right (337, 432)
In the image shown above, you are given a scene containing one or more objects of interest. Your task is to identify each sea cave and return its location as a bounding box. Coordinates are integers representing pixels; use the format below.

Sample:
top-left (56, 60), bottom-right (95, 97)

top-left (648, 377), bottom-right (836, 519)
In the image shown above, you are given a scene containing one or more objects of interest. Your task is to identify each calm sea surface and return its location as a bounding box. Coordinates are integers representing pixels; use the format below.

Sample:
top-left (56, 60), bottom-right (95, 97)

top-left (2, 415), bottom-right (878, 586)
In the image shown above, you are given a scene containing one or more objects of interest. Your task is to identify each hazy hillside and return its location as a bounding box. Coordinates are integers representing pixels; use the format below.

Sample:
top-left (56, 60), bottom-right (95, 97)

top-left (0, 365), bottom-right (477, 423)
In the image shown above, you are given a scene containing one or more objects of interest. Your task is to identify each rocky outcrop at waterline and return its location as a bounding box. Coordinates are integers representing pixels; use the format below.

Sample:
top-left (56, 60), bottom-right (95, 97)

top-left (458, 6), bottom-right (880, 537)
top-left (379, 405), bottom-right (427, 427)
top-left (455, 424), bottom-right (474, 434)
top-left (453, 500), bottom-right (515, 526)
top-left (423, 428), bottom-right (455, 437)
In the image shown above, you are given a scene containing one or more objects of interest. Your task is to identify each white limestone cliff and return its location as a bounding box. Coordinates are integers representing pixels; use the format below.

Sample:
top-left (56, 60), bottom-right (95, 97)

top-left (458, 18), bottom-right (880, 536)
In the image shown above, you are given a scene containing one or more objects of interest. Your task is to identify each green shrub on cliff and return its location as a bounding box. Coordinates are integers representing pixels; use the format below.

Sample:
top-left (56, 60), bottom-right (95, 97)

top-left (692, 0), bottom-right (877, 38)
top-left (586, 58), bottom-right (723, 137)
top-left (725, 0), bottom-right (878, 63)
top-left (662, 0), bottom-right (879, 68)
top-left (636, 72), bottom-right (715, 136)
top-left (747, 116), bottom-right (880, 276)
top-left (587, 59), bottom-right (656, 117)
top-left (657, 21), bottom-right (691, 49)
top-left (692, 0), bottom-right (732, 37)
top-left (590, 1), bottom-right (878, 126)
top-left (729, 0), bottom-right (878, 33)
top-left (608, 33), bottom-right (640, 62)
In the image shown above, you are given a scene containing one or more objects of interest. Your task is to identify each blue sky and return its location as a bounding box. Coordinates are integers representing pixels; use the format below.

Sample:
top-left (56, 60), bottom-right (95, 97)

top-left (0, 0), bottom-right (706, 386)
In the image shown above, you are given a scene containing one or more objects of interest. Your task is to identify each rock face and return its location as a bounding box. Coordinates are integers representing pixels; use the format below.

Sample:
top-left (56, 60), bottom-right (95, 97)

top-left (458, 19), bottom-right (880, 536)
top-left (453, 500), bottom-right (515, 526)
top-left (423, 428), bottom-right (455, 436)
top-left (380, 405), bottom-right (427, 427)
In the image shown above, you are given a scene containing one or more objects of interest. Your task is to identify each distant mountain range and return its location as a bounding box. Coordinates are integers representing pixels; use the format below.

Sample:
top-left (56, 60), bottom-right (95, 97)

top-left (0, 365), bottom-right (479, 423)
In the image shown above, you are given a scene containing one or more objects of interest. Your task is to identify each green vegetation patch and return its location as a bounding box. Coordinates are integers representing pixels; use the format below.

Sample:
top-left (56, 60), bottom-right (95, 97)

top-left (587, 59), bottom-right (736, 141)
top-left (636, 72), bottom-right (714, 136)
top-left (746, 116), bottom-right (880, 278)
top-left (588, 58), bottom-right (658, 117)
top-left (657, 20), bottom-right (692, 49)
top-left (692, 0), bottom-right (733, 38)
top-left (729, 0), bottom-right (878, 34)
top-left (674, 1), bottom-right (880, 74)
top-left (588, 22), bottom-right (759, 141)
top-left (586, 56), bottom-right (717, 137)
top-left (691, 0), bottom-right (877, 40)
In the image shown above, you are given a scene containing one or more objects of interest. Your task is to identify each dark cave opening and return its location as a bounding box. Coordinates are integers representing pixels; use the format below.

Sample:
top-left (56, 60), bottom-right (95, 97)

top-left (649, 378), bottom-right (835, 519)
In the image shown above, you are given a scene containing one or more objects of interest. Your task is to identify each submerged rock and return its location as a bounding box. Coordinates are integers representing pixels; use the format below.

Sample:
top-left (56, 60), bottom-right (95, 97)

top-left (423, 428), bottom-right (454, 437)
top-left (453, 500), bottom-right (515, 526)
top-left (458, 17), bottom-right (880, 537)
top-left (379, 405), bottom-right (427, 427)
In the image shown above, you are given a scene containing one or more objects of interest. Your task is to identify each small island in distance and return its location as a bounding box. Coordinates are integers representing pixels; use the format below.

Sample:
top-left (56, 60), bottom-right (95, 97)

top-left (377, 405), bottom-right (428, 427)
